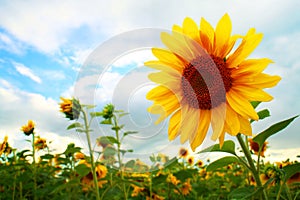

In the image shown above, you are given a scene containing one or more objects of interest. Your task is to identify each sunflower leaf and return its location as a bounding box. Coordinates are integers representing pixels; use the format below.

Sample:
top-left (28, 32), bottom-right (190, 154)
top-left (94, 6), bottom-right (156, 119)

top-left (282, 163), bottom-right (300, 181)
top-left (251, 101), bottom-right (261, 109)
top-left (66, 122), bottom-right (82, 130)
top-left (206, 156), bottom-right (240, 171)
top-left (253, 115), bottom-right (299, 147)
top-left (197, 140), bottom-right (236, 155)
top-left (251, 109), bottom-right (270, 123)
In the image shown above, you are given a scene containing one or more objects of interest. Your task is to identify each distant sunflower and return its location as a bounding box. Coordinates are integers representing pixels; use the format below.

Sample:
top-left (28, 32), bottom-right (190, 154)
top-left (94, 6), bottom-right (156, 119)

top-left (146, 13), bottom-right (280, 150)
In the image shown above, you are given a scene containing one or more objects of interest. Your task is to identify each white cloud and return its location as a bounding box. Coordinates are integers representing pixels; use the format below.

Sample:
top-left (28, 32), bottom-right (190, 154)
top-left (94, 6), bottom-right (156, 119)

top-left (0, 32), bottom-right (23, 54)
top-left (0, 83), bottom-right (85, 153)
top-left (13, 62), bottom-right (42, 83)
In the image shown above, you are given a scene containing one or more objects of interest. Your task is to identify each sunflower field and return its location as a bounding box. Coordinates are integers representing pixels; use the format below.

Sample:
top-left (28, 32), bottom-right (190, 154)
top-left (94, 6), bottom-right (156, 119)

top-left (0, 99), bottom-right (299, 200)
top-left (1, 14), bottom-right (300, 200)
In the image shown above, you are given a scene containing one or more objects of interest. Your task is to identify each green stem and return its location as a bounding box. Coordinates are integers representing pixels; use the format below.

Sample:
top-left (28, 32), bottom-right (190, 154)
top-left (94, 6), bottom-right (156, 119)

top-left (82, 109), bottom-right (100, 200)
top-left (113, 115), bottom-right (127, 200)
top-left (32, 132), bottom-right (37, 200)
top-left (236, 134), bottom-right (268, 200)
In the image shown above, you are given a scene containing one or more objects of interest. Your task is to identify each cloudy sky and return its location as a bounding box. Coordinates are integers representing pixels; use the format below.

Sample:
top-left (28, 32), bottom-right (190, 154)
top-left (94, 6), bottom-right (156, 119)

top-left (0, 0), bottom-right (299, 163)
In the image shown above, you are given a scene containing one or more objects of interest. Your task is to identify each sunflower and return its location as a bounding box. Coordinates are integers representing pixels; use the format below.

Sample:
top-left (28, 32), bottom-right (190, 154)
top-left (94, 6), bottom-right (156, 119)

top-left (146, 13), bottom-right (280, 150)
top-left (248, 138), bottom-right (268, 157)
top-left (59, 97), bottom-right (81, 120)
top-left (21, 120), bottom-right (35, 136)
top-left (34, 137), bottom-right (47, 150)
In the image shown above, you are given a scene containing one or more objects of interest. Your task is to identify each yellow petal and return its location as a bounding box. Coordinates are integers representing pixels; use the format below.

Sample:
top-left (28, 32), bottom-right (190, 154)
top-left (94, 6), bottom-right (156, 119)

top-left (200, 17), bottom-right (214, 53)
top-left (218, 131), bottom-right (226, 148)
top-left (247, 74), bottom-right (281, 88)
top-left (148, 71), bottom-right (180, 85)
top-left (225, 104), bottom-right (240, 135)
top-left (233, 85), bottom-right (273, 102)
top-left (145, 60), bottom-right (183, 74)
top-left (152, 48), bottom-right (185, 67)
top-left (190, 109), bottom-right (211, 151)
top-left (211, 103), bottom-right (226, 141)
top-left (231, 58), bottom-right (273, 78)
top-left (179, 105), bottom-right (200, 144)
top-left (172, 24), bottom-right (183, 33)
top-left (226, 90), bottom-right (259, 120)
top-left (214, 14), bottom-right (232, 57)
top-left (161, 32), bottom-right (194, 62)
top-left (238, 115), bottom-right (252, 136)
top-left (227, 28), bottom-right (263, 68)
top-left (182, 17), bottom-right (201, 44)
top-left (168, 109), bottom-right (182, 140)
top-left (147, 85), bottom-right (172, 100)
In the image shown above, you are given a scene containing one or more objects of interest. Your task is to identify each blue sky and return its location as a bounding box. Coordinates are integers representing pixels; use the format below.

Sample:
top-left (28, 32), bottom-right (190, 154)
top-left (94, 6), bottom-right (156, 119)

top-left (0, 0), bottom-right (299, 163)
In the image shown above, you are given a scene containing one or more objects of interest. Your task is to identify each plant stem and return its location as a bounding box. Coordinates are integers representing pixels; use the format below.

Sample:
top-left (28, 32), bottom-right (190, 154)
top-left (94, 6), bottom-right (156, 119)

top-left (113, 115), bottom-right (128, 200)
top-left (82, 109), bottom-right (100, 200)
top-left (236, 134), bottom-right (268, 200)
top-left (32, 132), bottom-right (37, 200)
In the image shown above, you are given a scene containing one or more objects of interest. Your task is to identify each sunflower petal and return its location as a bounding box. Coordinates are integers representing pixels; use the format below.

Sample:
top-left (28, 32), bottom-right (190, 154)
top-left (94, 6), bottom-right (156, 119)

top-left (200, 17), bottom-right (214, 53)
top-left (226, 90), bottom-right (259, 120)
top-left (211, 103), bottom-right (226, 141)
top-left (190, 109), bottom-right (211, 151)
top-left (238, 115), bottom-right (252, 136)
top-left (182, 17), bottom-right (201, 44)
top-left (161, 32), bottom-right (194, 61)
top-left (225, 104), bottom-right (240, 135)
top-left (180, 105), bottom-right (200, 144)
top-left (231, 58), bottom-right (273, 78)
top-left (233, 85), bottom-right (274, 102)
top-left (227, 28), bottom-right (263, 68)
top-left (168, 109), bottom-right (182, 140)
top-left (145, 60), bottom-right (183, 74)
top-left (214, 14), bottom-right (232, 57)
top-left (152, 48), bottom-right (185, 67)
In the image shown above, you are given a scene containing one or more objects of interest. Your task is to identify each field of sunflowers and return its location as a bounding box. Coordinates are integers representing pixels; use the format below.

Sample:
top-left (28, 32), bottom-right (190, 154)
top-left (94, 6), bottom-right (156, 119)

top-left (0, 99), bottom-right (299, 200)
top-left (1, 14), bottom-right (300, 200)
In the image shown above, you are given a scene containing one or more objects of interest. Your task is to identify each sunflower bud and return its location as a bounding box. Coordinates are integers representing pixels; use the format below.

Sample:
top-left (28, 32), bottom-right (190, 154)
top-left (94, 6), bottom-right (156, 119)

top-left (21, 120), bottom-right (35, 136)
top-left (59, 97), bottom-right (81, 120)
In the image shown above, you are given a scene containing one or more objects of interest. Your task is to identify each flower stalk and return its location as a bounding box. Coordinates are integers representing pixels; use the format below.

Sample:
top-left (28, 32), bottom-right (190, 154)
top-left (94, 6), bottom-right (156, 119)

top-left (237, 134), bottom-right (268, 200)
top-left (82, 108), bottom-right (101, 200)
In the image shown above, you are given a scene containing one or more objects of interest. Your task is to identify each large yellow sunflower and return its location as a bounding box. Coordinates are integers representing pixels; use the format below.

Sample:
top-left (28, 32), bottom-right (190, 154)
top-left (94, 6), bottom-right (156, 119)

top-left (146, 14), bottom-right (280, 151)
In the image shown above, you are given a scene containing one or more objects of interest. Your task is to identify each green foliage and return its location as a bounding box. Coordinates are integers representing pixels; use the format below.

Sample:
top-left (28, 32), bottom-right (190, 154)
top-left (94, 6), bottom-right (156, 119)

top-left (198, 140), bottom-right (236, 155)
top-left (253, 115), bottom-right (299, 148)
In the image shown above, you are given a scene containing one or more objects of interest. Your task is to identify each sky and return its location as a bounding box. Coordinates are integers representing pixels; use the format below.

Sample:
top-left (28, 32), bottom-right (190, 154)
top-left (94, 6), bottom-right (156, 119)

top-left (0, 0), bottom-right (300, 164)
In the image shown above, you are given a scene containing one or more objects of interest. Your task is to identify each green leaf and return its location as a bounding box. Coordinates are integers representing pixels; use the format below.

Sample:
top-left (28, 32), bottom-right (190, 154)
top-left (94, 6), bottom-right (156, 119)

top-left (283, 163), bottom-right (300, 181)
top-left (206, 156), bottom-right (240, 171)
top-left (197, 140), bottom-right (236, 155)
top-left (90, 112), bottom-right (102, 118)
top-left (253, 115), bottom-right (299, 147)
top-left (251, 101), bottom-right (261, 109)
top-left (105, 136), bottom-right (119, 145)
top-left (75, 164), bottom-right (90, 176)
top-left (101, 119), bottom-right (112, 124)
top-left (123, 131), bottom-right (138, 137)
top-left (251, 109), bottom-right (270, 123)
top-left (163, 157), bottom-right (178, 168)
top-left (103, 146), bottom-right (117, 156)
top-left (125, 160), bottom-right (135, 168)
top-left (67, 122), bottom-right (82, 130)
top-left (228, 186), bottom-right (256, 200)
top-left (174, 169), bottom-right (197, 181)
top-left (81, 104), bottom-right (96, 109)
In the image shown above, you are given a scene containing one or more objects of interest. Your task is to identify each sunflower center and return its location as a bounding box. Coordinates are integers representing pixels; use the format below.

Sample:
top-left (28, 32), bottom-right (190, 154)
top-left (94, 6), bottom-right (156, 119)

top-left (181, 55), bottom-right (232, 110)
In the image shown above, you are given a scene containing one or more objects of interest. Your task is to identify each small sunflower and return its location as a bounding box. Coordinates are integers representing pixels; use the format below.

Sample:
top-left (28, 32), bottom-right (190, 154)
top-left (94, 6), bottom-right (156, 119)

top-left (181, 178), bottom-right (192, 195)
top-left (178, 147), bottom-right (189, 158)
top-left (21, 120), bottom-right (35, 136)
top-left (59, 97), bottom-right (81, 120)
top-left (146, 13), bottom-right (280, 150)
top-left (34, 137), bottom-right (47, 150)
top-left (0, 136), bottom-right (8, 156)
top-left (248, 138), bottom-right (268, 157)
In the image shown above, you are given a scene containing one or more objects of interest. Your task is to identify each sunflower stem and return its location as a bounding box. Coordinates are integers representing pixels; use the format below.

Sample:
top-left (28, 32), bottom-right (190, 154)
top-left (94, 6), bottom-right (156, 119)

top-left (32, 132), bottom-right (37, 200)
top-left (236, 134), bottom-right (268, 200)
top-left (112, 115), bottom-right (128, 200)
top-left (82, 109), bottom-right (100, 200)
